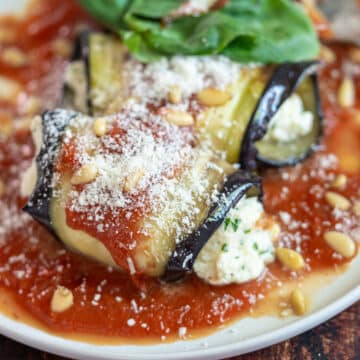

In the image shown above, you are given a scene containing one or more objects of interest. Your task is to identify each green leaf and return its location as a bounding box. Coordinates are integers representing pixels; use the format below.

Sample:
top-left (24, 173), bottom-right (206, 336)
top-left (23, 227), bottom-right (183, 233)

top-left (78, 0), bottom-right (130, 29)
top-left (129, 0), bottom-right (184, 18)
top-left (78, 0), bottom-right (320, 64)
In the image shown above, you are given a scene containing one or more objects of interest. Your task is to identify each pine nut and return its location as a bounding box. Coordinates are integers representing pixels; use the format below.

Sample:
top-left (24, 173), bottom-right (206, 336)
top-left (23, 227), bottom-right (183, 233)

top-left (0, 76), bottom-right (21, 103)
top-left (93, 118), bottom-right (107, 137)
top-left (197, 88), bottom-right (232, 107)
top-left (165, 110), bottom-right (194, 126)
top-left (349, 48), bottom-right (360, 63)
top-left (276, 248), bottom-right (305, 271)
top-left (71, 163), bottom-right (98, 185)
top-left (0, 180), bottom-right (5, 196)
top-left (290, 288), bottom-right (308, 316)
top-left (52, 38), bottom-right (73, 58)
top-left (337, 77), bottom-right (355, 108)
top-left (325, 191), bottom-right (351, 210)
top-left (21, 96), bottom-right (42, 115)
top-left (123, 169), bottom-right (145, 192)
top-left (0, 28), bottom-right (15, 43)
top-left (15, 116), bottom-right (32, 133)
top-left (51, 286), bottom-right (74, 313)
top-left (168, 86), bottom-right (182, 104)
top-left (353, 201), bottom-right (360, 218)
top-left (1, 47), bottom-right (29, 67)
top-left (330, 174), bottom-right (347, 190)
top-left (0, 112), bottom-right (12, 137)
top-left (320, 45), bottom-right (336, 63)
top-left (324, 231), bottom-right (355, 258)
top-left (354, 110), bottom-right (360, 126)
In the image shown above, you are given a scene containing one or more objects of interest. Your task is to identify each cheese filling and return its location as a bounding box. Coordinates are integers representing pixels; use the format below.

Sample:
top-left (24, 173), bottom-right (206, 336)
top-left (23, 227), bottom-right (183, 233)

top-left (265, 94), bottom-right (314, 143)
top-left (194, 196), bottom-right (278, 285)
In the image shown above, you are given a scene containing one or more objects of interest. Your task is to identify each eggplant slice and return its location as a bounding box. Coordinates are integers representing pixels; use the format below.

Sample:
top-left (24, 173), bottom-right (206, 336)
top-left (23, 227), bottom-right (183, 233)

top-left (62, 31), bottom-right (127, 116)
top-left (62, 32), bottom-right (91, 114)
top-left (23, 110), bottom-right (75, 231)
top-left (163, 170), bottom-right (262, 282)
top-left (240, 61), bottom-right (323, 170)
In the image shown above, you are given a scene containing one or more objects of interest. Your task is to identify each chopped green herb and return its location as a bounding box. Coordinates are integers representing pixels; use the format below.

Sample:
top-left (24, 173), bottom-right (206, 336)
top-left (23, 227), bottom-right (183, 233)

top-left (231, 218), bottom-right (240, 232)
top-left (244, 229), bottom-right (251, 234)
top-left (221, 243), bottom-right (229, 252)
top-left (224, 217), bottom-right (241, 232)
top-left (224, 218), bottom-right (231, 231)
top-left (253, 242), bottom-right (259, 251)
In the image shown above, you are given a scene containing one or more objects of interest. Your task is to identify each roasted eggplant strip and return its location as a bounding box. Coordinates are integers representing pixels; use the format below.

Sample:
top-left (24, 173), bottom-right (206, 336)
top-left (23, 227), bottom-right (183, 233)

top-left (62, 32), bottom-right (91, 114)
top-left (23, 110), bottom-right (75, 231)
top-left (240, 61), bottom-right (323, 170)
top-left (163, 170), bottom-right (262, 282)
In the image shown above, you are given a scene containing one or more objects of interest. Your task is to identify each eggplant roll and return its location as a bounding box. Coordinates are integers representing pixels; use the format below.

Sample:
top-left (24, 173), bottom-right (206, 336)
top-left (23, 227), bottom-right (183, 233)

top-left (22, 106), bottom-right (237, 277)
top-left (64, 32), bottom-right (322, 169)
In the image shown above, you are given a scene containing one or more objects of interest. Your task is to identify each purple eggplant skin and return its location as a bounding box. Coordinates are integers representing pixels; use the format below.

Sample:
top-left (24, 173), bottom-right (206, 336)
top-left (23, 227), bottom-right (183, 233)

top-left (240, 61), bottom-right (323, 171)
top-left (23, 109), bottom-right (76, 232)
top-left (162, 170), bottom-right (263, 282)
top-left (61, 31), bottom-right (93, 115)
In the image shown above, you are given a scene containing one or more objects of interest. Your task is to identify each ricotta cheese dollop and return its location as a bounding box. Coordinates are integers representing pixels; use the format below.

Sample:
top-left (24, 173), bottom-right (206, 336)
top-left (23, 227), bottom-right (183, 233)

top-left (194, 196), bottom-right (278, 285)
top-left (265, 94), bottom-right (314, 143)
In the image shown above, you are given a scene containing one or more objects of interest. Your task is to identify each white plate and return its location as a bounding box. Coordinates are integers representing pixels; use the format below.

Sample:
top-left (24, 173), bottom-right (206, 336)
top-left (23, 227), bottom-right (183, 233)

top-left (0, 2), bottom-right (359, 360)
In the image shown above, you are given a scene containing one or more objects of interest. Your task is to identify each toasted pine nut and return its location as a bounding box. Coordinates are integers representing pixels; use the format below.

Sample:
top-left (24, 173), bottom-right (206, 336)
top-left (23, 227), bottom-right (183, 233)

top-left (52, 38), bottom-right (73, 57)
top-left (349, 48), bottom-right (360, 63)
top-left (354, 111), bottom-right (360, 126)
top-left (337, 77), bottom-right (355, 108)
top-left (51, 286), bottom-right (74, 313)
top-left (0, 112), bottom-right (12, 137)
top-left (168, 86), bottom-right (182, 104)
top-left (320, 45), bottom-right (336, 63)
top-left (330, 174), bottom-right (347, 190)
top-left (15, 116), bottom-right (32, 133)
top-left (22, 96), bottom-right (42, 115)
top-left (0, 76), bottom-right (21, 103)
top-left (0, 179), bottom-right (5, 196)
top-left (276, 248), bottom-right (305, 271)
top-left (324, 231), bottom-right (355, 258)
top-left (0, 28), bottom-right (15, 43)
top-left (71, 163), bottom-right (98, 185)
top-left (165, 110), bottom-right (194, 126)
top-left (93, 118), bottom-right (107, 137)
top-left (2, 47), bottom-right (29, 67)
top-left (325, 191), bottom-right (351, 210)
top-left (123, 169), bottom-right (145, 192)
top-left (290, 288), bottom-right (308, 316)
top-left (197, 88), bottom-right (232, 107)
top-left (353, 201), bottom-right (360, 218)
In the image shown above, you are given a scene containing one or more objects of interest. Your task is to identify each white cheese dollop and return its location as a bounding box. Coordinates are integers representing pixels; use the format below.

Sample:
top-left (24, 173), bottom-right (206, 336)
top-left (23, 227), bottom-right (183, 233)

top-left (193, 196), bottom-right (277, 286)
top-left (265, 94), bottom-right (314, 143)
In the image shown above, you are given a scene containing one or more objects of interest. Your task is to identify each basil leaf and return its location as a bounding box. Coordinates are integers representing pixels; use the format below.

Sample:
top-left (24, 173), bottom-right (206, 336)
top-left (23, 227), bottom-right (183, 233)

top-left (78, 0), bottom-right (130, 29)
top-left (129, 0), bottom-right (184, 18)
top-left (78, 0), bottom-right (320, 64)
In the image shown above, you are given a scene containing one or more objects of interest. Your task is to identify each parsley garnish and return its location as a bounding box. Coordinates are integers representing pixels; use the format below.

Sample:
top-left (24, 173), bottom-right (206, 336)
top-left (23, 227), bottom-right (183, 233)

top-left (224, 217), bottom-right (241, 232)
top-left (244, 229), bottom-right (251, 234)
top-left (221, 243), bottom-right (229, 252)
top-left (253, 243), bottom-right (259, 251)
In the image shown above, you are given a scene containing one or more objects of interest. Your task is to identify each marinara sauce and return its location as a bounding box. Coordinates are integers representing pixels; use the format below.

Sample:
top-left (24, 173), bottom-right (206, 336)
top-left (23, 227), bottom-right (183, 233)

top-left (0, 0), bottom-right (358, 342)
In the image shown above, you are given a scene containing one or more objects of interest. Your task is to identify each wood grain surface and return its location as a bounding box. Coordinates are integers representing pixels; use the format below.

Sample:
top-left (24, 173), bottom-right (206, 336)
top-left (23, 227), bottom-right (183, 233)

top-left (0, 301), bottom-right (358, 360)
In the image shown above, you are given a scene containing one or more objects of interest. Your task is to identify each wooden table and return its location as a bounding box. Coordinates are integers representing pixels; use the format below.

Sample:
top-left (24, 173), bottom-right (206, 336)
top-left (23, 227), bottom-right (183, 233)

top-left (0, 301), bottom-right (358, 360)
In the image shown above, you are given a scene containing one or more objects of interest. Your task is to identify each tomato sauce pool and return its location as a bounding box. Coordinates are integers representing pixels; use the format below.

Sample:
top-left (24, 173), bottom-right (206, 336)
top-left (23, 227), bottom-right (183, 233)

top-left (0, 0), bottom-right (359, 342)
